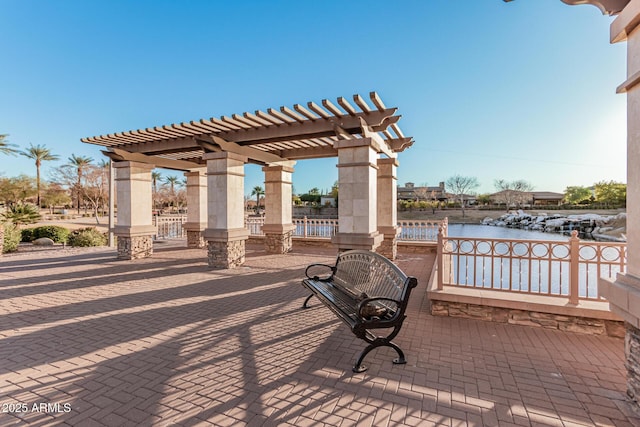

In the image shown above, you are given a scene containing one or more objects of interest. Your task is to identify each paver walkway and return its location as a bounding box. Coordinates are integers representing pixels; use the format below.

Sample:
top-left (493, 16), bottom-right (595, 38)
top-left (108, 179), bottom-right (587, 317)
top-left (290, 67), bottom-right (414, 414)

top-left (0, 242), bottom-right (637, 426)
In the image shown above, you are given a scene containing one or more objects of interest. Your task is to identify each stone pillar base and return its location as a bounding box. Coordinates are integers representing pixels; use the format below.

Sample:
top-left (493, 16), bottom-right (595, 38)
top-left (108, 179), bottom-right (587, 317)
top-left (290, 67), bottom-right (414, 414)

top-left (114, 225), bottom-right (156, 260)
top-left (331, 232), bottom-right (383, 253)
top-left (377, 237), bottom-right (397, 260)
top-left (117, 235), bottom-right (153, 260)
top-left (186, 230), bottom-right (205, 248)
top-left (600, 273), bottom-right (640, 408)
top-left (377, 226), bottom-right (399, 260)
top-left (204, 228), bottom-right (249, 269)
top-left (627, 323), bottom-right (640, 404)
top-left (262, 224), bottom-right (295, 254)
top-left (208, 239), bottom-right (246, 269)
top-left (265, 231), bottom-right (294, 254)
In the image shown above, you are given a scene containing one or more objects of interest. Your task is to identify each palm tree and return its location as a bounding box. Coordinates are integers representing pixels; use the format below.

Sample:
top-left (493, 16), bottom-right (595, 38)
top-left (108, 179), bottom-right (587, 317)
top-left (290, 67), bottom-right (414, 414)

top-left (19, 143), bottom-right (60, 207)
top-left (68, 154), bottom-right (94, 213)
top-left (151, 171), bottom-right (162, 211)
top-left (0, 134), bottom-right (18, 156)
top-left (164, 175), bottom-right (180, 212)
top-left (251, 185), bottom-right (265, 212)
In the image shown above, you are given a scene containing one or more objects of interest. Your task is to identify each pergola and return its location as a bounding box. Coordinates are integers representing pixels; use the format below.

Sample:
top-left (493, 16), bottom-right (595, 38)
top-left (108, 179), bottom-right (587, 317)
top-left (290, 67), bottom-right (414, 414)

top-left (82, 92), bottom-right (413, 267)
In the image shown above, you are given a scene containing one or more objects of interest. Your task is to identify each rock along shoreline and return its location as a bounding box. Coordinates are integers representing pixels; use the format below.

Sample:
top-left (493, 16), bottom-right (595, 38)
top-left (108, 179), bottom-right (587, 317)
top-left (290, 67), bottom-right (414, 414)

top-left (481, 210), bottom-right (627, 242)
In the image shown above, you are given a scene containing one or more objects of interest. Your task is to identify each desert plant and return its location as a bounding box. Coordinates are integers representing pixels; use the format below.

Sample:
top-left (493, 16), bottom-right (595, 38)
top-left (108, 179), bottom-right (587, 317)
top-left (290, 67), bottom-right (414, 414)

top-left (67, 227), bottom-right (107, 247)
top-left (2, 223), bottom-right (21, 253)
top-left (21, 228), bottom-right (35, 242)
top-left (32, 225), bottom-right (70, 243)
top-left (2, 203), bottom-right (41, 226)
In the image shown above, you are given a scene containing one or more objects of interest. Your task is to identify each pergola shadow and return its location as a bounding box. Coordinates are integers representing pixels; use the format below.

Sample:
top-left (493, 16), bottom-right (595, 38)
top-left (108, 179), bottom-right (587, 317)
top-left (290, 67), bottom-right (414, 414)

top-left (0, 246), bottom-right (637, 426)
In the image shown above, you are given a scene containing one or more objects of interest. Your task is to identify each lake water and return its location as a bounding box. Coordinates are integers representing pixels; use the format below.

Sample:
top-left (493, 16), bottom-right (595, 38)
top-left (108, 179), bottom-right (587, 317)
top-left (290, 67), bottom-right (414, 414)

top-left (446, 224), bottom-right (569, 241)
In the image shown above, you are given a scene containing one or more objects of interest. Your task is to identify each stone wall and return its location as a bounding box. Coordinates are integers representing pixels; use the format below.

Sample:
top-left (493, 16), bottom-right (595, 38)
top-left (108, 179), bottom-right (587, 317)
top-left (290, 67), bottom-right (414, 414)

top-left (627, 324), bottom-right (640, 404)
top-left (431, 300), bottom-right (625, 338)
top-left (397, 241), bottom-right (437, 254)
top-left (208, 240), bottom-right (245, 269)
top-left (117, 235), bottom-right (153, 260)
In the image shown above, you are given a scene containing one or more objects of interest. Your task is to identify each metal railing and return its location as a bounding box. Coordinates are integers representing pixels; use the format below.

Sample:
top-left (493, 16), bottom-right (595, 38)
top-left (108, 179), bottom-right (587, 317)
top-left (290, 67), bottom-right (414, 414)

top-left (437, 229), bottom-right (626, 302)
top-left (244, 216), bottom-right (444, 241)
top-left (154, 215), bottom-right (187, 239)
top-left (293, 217), bottom-right (339, 238)
top-left (397, 218), bottom-right (446, 241)
top-left (245, 217), bottom-right (264, 235)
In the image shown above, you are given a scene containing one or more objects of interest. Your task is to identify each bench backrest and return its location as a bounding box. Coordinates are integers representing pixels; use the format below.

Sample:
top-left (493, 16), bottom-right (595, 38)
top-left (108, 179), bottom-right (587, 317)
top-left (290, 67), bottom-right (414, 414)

top-left (332, 250), bottom-right (416, 303)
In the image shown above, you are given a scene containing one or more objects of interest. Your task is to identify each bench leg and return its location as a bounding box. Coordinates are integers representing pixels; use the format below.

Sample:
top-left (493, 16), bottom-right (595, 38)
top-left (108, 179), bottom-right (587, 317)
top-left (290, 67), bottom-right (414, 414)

top-left (353, 340), bottom-right (407, 373)
top-left (302, 294), bottom-right (314, 308)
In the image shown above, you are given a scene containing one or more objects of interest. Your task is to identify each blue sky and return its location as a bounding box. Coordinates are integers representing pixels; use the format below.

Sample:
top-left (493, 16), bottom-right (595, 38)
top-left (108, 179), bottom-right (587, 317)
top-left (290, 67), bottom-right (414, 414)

top-left (0, 0), bottom-right (627, 196)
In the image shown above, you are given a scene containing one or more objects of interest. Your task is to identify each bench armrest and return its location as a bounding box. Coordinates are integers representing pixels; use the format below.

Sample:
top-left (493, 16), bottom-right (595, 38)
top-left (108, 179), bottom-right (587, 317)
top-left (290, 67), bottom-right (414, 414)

top-left (356, 297), bottom-right (400, 321)
top-left (304, 263), bottom-right (336, 281)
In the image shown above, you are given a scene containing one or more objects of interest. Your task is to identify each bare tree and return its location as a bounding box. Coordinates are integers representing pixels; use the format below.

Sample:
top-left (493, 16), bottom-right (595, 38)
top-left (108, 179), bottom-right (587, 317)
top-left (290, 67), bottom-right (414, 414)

top-left (445, 175), bottom-right (479, 218)
top-left (50, 164), bottom-right (107, 223)
top-left (413, 186), bottom-right (430, 201)
top-left (494, 179), bottom-right (534, 211)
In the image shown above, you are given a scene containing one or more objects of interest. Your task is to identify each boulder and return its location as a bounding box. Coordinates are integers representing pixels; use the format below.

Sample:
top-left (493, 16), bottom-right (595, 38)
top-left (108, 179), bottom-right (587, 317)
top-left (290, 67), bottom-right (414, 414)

top-left (482, 217), bottom-right (494, 225)
top-left (33, 237), bottom-right (55, 246)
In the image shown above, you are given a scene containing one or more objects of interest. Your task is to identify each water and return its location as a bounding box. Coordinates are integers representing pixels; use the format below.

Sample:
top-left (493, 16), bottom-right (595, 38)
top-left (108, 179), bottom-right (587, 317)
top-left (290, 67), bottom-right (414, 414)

top-left (446, 224), bottom-right (569, 241)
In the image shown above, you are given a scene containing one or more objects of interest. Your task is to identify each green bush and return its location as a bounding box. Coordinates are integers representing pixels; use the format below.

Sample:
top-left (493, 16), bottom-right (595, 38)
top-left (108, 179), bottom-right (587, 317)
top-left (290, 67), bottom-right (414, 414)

top-left (32, 225), bottom-right (70, 243)
top-left (3, 223), bottom-right (21, 253)
top-left (67, 227), bottom-right (107, 247)
top-left (21, 228), bottom-right (35, 242)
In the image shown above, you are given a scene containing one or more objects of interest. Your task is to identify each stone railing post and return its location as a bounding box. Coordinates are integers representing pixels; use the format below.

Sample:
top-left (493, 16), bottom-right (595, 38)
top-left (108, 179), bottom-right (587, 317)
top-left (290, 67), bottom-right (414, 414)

top-left (437, 225), bottom-right (444, 291)
top-left (569, 230), bottom-right (580, 305)
top-left (303, 216), bottom-right (308, 238)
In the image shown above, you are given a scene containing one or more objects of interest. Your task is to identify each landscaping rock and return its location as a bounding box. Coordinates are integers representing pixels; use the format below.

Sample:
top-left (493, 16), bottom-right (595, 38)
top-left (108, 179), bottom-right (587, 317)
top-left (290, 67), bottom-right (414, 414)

top-left (33, 237), bottom-right (55, 246)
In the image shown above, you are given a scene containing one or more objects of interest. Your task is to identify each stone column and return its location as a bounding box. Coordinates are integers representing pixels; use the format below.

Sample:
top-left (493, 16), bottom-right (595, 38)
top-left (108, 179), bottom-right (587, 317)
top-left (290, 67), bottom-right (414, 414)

top-left (183, 169), bottom-right (207, 248)
top-left (376, 156), bottom-right (399, 260)
top-left (598, 0), bottom-right (640, 407)
top-left (262, 162), bottom-right (296, 254)
top-left (113, 161), bottom-right (156, 260)
top-left (331, 137), bottom-right (383, 252)
top-left (203, 152), bottom-right (249, 269)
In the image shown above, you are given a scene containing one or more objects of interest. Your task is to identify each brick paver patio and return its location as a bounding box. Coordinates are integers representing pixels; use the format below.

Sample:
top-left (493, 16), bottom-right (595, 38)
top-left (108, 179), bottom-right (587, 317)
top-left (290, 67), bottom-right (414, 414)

top-left (0, 242), bottom-right (638, 426)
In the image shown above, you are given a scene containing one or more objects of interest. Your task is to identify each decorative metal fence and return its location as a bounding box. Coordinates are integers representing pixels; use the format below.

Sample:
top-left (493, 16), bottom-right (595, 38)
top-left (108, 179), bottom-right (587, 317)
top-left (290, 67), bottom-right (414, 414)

top-left (437, 229), bottom-right (626, 302)
top-left (293, 217), bottom-right (339, 238)
top-left (244, 216), bottom-right (444, 241)
top-left (397, 219), bottom-right (445, 241)
top-left (153, 215), bottom-right (187, 239)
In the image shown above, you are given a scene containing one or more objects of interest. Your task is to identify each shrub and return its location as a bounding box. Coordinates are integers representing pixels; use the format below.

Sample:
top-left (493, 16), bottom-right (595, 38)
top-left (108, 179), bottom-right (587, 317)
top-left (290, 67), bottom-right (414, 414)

top-left (1, 203), bottom-right (41, 226)
top-left (21, 228), bottom-right (35, 242)
top-left (67, 227), bottom-right (107, 247)
top-left (3, 223), bottom-right (21, 253)
top-left (32, 225), bottom-right (70, 243)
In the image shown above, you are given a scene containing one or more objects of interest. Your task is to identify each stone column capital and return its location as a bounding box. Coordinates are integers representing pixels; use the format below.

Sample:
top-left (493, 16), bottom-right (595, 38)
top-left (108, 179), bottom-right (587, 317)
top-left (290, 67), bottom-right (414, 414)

top-left (112, 161), bottom-right (155, 171)
top-left (184, 169), bottom-right (207, 178)
top-left (262, 164), bottom-right (296, 174)
top-left (203, 151), bottom-right (248, 163)
top-left (334, 137), bottom-right (379, 150)
top-left (377, 157), bottom-right (399, 167)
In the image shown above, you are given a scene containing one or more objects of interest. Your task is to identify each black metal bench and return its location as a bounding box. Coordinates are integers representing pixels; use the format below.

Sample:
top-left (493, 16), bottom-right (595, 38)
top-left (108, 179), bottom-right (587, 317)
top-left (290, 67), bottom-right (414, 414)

top-left (301, 250), bottom-right (418, 373)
